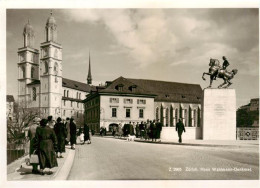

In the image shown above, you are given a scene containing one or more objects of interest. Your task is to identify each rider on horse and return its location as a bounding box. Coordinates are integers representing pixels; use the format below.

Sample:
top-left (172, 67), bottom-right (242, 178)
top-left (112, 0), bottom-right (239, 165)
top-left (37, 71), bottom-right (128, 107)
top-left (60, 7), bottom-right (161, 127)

top-left (214, 56), bottom-right (230, 80)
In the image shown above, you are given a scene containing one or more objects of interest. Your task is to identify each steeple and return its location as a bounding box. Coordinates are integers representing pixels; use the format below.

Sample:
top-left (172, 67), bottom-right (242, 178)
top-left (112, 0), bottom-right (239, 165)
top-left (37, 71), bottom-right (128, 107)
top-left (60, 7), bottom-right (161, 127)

top-left (23, 19), bottom-right (35, 47)
top-left (87, 51), bottom-right (92, 85)
top-left (45, 10), bottom-right (57, 42)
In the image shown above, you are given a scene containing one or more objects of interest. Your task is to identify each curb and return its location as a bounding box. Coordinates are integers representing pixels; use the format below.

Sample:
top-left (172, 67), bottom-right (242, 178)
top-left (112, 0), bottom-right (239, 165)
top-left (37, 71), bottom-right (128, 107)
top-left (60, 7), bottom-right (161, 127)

top-left (53, 148), bottom-right (75, 180)
top-left (97, 136), bottom-right (249, 148)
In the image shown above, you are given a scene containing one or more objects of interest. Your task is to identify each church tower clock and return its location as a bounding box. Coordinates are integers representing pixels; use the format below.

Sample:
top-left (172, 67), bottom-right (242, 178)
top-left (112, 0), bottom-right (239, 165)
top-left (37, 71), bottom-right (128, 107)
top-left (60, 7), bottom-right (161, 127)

top-left (17, 21), bottom-right (39, 108)
top-left (40, 12), bottom-right (62, 118)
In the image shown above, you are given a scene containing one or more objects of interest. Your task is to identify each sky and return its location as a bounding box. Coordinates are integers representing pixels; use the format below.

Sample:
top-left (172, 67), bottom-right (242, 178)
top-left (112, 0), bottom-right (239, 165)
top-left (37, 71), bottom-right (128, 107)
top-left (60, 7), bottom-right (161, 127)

top-left (6, 8), bottom-right (259, 108)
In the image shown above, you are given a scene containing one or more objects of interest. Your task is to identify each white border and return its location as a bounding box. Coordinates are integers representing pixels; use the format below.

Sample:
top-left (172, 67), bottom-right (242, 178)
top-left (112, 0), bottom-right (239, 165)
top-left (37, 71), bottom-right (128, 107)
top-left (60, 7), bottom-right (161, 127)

top-left (0, 0), bottom-right (259, 188)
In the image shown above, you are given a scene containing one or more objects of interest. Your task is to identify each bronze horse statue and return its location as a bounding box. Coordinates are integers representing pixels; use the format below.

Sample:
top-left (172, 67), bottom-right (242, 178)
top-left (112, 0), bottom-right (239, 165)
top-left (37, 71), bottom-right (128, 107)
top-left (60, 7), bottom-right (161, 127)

top-left (202, 58), bottom-right (238, 88)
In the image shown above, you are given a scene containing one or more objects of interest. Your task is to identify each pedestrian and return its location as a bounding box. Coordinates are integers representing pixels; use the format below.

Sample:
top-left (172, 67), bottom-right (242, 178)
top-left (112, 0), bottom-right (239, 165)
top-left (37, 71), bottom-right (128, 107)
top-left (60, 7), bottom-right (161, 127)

top-left (176, 118), bottom-right (186, 143)
top-left (150, 120), bottom-right (156, 142)
top-left (135, 122), bottom-right (140, 138)
top-left (112, 125), bottom-right (117, 137)
top-left (118, 123), bottom-right (123, 138)
top-left (139, 121), bottom-right (145, 140)
top-left (155, 119), bottom-right (163, 142)
top-left (47, 116), bottom-right (55, 129)
top-left (54, 117), bottom-right (66, 158)
top-left (33, 119), bottom-right (58, 175)
top-left (69, 118), bottom-right (77, 150)
top-left (145, 120), bottom-right (150, 140)
top-left (28, 117), bottom-right (41, 174)
top-left (129, 122), bottom-right (134, 136)
top-left (65, 117), bottom-right (70, 145)
top-left (82, 123), bottom-right (91, 144)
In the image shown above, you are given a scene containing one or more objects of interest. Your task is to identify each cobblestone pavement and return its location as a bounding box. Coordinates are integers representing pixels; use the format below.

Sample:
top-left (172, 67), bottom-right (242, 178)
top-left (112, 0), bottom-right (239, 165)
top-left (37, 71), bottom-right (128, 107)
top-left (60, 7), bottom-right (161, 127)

top-left (68, 137), bottom-right (259, 180)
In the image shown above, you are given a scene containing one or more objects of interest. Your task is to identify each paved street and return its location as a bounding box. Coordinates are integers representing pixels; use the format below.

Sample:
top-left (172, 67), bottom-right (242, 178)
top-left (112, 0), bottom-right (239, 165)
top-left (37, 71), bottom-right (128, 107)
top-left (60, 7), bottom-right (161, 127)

top-left (68, 137), bottom-right (259, 180)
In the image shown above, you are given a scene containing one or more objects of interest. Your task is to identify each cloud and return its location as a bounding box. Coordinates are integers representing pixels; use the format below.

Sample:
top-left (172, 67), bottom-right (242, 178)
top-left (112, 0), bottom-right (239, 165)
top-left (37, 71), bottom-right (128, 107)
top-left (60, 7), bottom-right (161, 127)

top-left (62, 9), bottom-right (258, 74)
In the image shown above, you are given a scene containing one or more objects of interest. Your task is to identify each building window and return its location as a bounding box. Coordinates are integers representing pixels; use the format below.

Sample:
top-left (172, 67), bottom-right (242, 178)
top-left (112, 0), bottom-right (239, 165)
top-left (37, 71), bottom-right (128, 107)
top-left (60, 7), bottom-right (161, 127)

top-left (31, 67), bottom-right (35, 78)
top-left (77, 111), bottom-right (79, 118)
top-left (77, 102), bottom-right (79, 108)
top-left (22, 66), bottom-right (25, 78)
top-left (126, 108), bottom-right (131, 118)
top-left (156, 107), bottom-right (159, 120)
top-left (67, 90), bottom-right (69, 97)
top-left (79, 93), bottom-right (81, 99)
top-left (112, 108), bottom-right (117, 117)
top-left (137, 99), bottom-right (146, 104)
top-left (64, 90), bottom-right (66, 97)
top-left (32, 87), bottom-right (36, 101)
top-left (139, 109), bottom-right (144, 118)
top-left (124, 98), bottom-right (133, 104)
top-left (110, 98), bottom-right (119, 103)
top-left (166, 108), bottom-right (169, 127)
top-left (64, 100), bottom-right (66, 106)
top-left (71, 101), bottom-right (73, 107)
top-left (44, 61), bottom-right (48, 74)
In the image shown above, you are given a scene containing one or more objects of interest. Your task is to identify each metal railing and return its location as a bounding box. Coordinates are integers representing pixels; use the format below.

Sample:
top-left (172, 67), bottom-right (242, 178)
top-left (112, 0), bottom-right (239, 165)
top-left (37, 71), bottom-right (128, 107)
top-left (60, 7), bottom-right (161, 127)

top-left (7, 140), bottom-right (29, 165)
top-left (236, 127), bottom-right (259, 140)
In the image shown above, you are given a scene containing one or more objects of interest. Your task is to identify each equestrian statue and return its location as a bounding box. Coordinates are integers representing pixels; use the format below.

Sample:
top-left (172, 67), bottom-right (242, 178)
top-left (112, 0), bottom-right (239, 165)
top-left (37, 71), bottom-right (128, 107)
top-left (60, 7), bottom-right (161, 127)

top-left (202, 56), bottom-right (238, 89)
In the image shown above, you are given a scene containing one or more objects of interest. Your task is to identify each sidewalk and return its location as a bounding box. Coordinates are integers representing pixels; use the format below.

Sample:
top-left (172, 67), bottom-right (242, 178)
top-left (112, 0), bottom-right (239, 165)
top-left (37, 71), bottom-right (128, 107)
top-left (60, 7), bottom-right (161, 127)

top-left (98, 135), bottom-right (259, 148)
top-left (7, 145), bottom-right (75, 181)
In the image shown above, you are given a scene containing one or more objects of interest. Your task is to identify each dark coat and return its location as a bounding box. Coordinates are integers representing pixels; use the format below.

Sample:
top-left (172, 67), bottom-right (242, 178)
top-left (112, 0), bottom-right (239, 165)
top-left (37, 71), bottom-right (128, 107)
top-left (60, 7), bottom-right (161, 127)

top-left (28, 124), bottom-right (39, 155)
top-left (70, 121), bottom-right (77, 145)
top-left (54, 122), bottom-right (66, 153)
top-left (176, 121), bottom-right (186, 134)
top-left (123, 124), bottom-right (130, 136)
top-left (33, 126), bottom-right (58, 169)
top-left (150, 122), bottom-right (156, 138)
top-left (222, 60), bottom-right (229, 69)
top-left (155, 122), bottom-right (163, 139)
top-left (84, 124), bottom-right (90, 141)
top-left (129, 124), bottom-right (134, 135)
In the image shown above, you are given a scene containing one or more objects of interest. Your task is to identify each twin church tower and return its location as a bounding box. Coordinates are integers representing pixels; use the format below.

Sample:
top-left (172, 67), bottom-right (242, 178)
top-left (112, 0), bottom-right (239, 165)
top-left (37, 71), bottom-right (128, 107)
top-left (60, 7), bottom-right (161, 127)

top-left (17, 12), bottom-right (93, 121)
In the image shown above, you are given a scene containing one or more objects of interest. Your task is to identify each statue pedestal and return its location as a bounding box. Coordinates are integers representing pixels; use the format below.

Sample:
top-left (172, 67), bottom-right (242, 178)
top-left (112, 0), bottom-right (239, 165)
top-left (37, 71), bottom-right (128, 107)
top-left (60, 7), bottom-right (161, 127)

top-left (202, 89), bottom-right (236, 140)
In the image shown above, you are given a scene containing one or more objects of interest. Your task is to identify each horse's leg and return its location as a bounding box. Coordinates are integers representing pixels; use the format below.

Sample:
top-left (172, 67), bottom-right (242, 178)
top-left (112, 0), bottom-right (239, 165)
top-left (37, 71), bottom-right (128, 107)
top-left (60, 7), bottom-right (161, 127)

top-left (218, 79), bottom-right (227, 88)
top-left (202, 72), bottom-right (211, 81)
top-left (224, 80), bottom-right (232, 88)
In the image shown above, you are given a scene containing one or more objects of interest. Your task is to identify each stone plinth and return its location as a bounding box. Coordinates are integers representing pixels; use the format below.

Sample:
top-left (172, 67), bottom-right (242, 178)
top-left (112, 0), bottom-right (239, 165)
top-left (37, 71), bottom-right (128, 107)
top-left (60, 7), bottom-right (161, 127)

top-left (202, 89), bottom-right (236, 140)
top-left (161, 127), bottom-right (202, 140)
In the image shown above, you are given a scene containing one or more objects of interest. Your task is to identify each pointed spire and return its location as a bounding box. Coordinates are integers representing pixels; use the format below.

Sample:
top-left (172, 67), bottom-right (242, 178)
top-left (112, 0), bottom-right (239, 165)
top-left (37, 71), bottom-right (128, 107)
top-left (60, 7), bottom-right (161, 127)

top-left (87, 50), bottom-right (92, 85)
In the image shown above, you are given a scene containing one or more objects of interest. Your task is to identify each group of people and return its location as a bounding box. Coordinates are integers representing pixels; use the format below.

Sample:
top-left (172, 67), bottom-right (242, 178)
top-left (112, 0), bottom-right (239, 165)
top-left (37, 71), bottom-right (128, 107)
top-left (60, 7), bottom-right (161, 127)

top-left (111, 119), bottom-right (163, 142)
top-left (27, 115), bottom-right (90, 175)
top-left (109, 118), bottom-right (186, 143)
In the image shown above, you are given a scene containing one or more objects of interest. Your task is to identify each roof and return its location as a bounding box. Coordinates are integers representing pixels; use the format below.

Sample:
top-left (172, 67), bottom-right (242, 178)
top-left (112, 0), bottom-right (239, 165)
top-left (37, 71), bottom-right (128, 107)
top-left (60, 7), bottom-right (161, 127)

top-left (99, 77), bottom-right (155, 97)
top-left (62, 96), bottom-right (84, 103)
top-left (96, 76), bottom-right (202, 103)
top-left (62, 78), bottom-right (94, 92)
top-left (27, 80), bottom-right (40, 85)
top-left (128, 78), bottom-right (202, 103)
top-left (7, 95), bottom-right (15, 102)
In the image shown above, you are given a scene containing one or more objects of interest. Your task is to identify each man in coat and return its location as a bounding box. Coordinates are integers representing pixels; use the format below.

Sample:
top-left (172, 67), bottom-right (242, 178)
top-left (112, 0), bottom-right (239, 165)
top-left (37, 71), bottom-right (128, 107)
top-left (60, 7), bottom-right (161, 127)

top-left (176, 118), bottom-right (186, 143)
top-left (28, 117), bottom-right (41, 174)
top-left (69, 118), bottom-right (77, 150)
top-left (65, 117), bottom-right (70, 145)
top-left (155, 119), bottom-right (163, 142)
top-left (54, 117), bottom-right (66, 158)
top-left (83, 123), bottom-right (91, 144)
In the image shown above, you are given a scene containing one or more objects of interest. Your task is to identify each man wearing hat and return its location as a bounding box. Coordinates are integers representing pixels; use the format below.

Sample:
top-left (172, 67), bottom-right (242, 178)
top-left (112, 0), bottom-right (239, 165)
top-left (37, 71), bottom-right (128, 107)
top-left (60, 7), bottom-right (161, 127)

top-left (176, 118), bottom-right (186, 143)
top-left (28, 117), bottom-right (41, 174)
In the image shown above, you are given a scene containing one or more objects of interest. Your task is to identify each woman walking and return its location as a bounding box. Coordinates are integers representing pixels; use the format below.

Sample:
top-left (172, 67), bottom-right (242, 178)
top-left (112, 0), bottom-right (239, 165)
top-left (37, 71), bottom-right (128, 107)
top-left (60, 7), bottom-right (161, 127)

top-left (69, 118), bottom-right (77, 150)
top-left (33, 119), bottom-right (58, 175)
top-left (54, 117), bottom-right (66, 158)
top-left (82, 123), bottom-right (91, 144)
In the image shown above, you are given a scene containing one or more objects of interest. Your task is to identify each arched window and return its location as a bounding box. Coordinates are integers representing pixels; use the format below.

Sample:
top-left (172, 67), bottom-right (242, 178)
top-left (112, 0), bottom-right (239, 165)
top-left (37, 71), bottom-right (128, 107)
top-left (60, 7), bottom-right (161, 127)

top-left (64, 90), bottom-right (66, 97)
top-left (67, 90), bottom-right (69, 97)
top-left (44, 61), bottom-right (48, 74)
top-left (31, 67), bottom-right (35, 78)
top-left (166, 108), bottom-right (169, 127)
top-left (32, 87), bottom-right (36, 101)
top-left (21, 66), bottom-right (25, 78)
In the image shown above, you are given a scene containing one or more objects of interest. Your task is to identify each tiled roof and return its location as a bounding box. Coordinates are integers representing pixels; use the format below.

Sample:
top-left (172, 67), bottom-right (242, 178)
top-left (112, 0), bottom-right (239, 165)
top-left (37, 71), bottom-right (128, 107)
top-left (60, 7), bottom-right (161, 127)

top-left (62, 96), bottom-right (84, 102)
top-left (27, 80), bottom-right (40, 85)
top-left (99, 77), bottom-right (202, 103)
top-left (128, 78), bottom-right (202, 103)
top-left (99, 77), bottom-right (155, 96)
top-left (7, 95), bottom-right (15, 102)
top-left (62, 78), bottom-right (95, 92)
